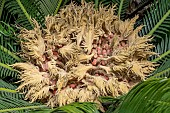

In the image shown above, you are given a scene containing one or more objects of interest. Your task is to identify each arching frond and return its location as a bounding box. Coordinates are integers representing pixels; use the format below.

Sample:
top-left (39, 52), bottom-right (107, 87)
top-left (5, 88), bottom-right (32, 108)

top-left (74, 0), bottom-right (131, 20)
top-left (0, 21), bottom-right (20, 52)
top-left (4, 0), bottom-right (45, 29)
top-left (38, 0), bottom-right (71, 16)
top-left (0, 79), bottom-right (23, 99)
top-left (137, 0), bottom-right (170, 60)
top-left (139, 0), bottom-right (170, 37)
top-left (0, 97), bottom-right (46, 113)
top-left (150, 59), bottom-right (170, 78)
top-left (31, 102), bottom-right (100, 113)
top-left (0, 62), bottom-right (19, 79)
top-left (0, 0), bottom-right (5, 18)
top-left (152, 49), bottom-right (170, 64)
top-left (114, 78), bottom-right (170, 113)
top-left (0, 45), bottom-right (21, 64)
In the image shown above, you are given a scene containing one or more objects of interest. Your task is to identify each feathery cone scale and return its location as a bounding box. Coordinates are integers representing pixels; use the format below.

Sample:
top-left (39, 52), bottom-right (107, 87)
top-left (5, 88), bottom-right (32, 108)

top-left (13, 2), bottom-right (156, 108)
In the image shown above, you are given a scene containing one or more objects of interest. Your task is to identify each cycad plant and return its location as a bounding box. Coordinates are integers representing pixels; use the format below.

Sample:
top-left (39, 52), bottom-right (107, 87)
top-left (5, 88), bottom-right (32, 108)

top-left (0, 0), bottom-right (170, 113)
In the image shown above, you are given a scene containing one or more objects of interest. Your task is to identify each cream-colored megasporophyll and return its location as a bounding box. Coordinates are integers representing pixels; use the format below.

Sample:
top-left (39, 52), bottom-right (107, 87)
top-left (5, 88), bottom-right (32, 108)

top-left (13, 2), bottom-right (156, 107)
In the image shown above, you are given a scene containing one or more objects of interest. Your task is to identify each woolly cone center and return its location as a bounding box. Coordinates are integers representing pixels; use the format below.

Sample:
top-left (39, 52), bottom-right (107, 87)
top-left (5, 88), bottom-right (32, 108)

top-left (39, 32), bottom-right (128, 95)
top-left (14, 2), bottom-right (156, 107)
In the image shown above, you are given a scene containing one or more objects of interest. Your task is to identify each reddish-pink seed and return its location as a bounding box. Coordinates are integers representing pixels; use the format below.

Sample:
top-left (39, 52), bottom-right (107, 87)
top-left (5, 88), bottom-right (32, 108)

top-left (107, 49), bottom-right (111, 55)
top-left (95, 73), bottom-right (99, 76)
top-left (92, 59), bottom-right (97, 66)
top-left (109, 38), bottom-right (113, 43)
top-left (51, 80), bottom-right (57, 85)
top-left (118, 44), bottom-right (123, 48)
top-left (42, 73), bottom-right (49, 78)
top-left (53, 89), bottom-right (57, 94)
top-left (120, 41), bottom-right (126, 47)
top-left (100, 73), bottom-right (104, 76)
top-left (97, 47), bottom-right (102, 55)
top-left (96, 47), bottom-right (100, 50)
top-left (97, 50), bottom-right (102, 55)
top-left (103, 53), bottom-right (107, 57)
top-left (104, 76), bottom-right (109, 80)
top-left (53, 51), bottom-right (58, 56)
top-left (109, 33), bottom-right (114, 38)
top-left (69, 84), bottom-right (77, 89)
top-left (101, 60), bottom-right (106, 66)
top-left (106, 44), bottom-right (109, 49)
top-left (102, 49), bottom-right (107, 54)
top-left (42, 63), bottom-right (48, 71)
top-left (53, 55), bottom-right (58, 60)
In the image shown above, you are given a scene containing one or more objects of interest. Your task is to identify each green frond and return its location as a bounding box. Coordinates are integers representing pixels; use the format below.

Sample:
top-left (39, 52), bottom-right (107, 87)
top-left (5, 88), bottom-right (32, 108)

top-left (99, 96), bottom-right (125, 113)
top-left (148, 10), bottom-right (170, 36)
top-left (137, 0), bottom-right (170, 64)
top-left (0, 79), bottom-right (47, 113)
top-left (54, 0), bottom-right (63, 15)
top-left (0, 22), bottom-right (21, 64)
top-left (0, 87), bottom-right (17, 93)
top-left (112, 0), bottom-right (130, 20)
top-left (150, 59), bottom-right (170, 78)
top-left (0, 21), bottom-right (21, 80)
top-left (15, 0), bottom-right (33, 28)
top-left (94, 0), bottom-right (99, 9)
top-left (127, 0), bottom-right (154, 20)
top-left (139, 0), bottom-right (170, 36)
top-left (0, 79), bottom-right (23, 99)
top-left (4, 0), bottom-right (45, 29)
top-left (0, 21), bottom-right (20, 52)
top-left (0, 96), bottom-right (46, 113)
top-left (98, 0), bottom-right (131, 19)
top-left (100, 0), bottom-right (112, 6)
top-left (38, 0), bottom-right (72, 16)
top-left (0, 62), bottom-right (19, 79)
top-left (151, 32), bottom-right (170, 61)
top-left (114, 78), bottom-right (170, 113)
top-left (0, 0), bottom-right (5, 18)
top-left (152, 49), bottom-right (170, 63)
top-left (56, 102), bottom-right (99, 113)
top-left (66, 0), bottom-right (130, 20)
top-left (32, 102), bottom-right (100, 113)
top-left (0, 45), bottom-right (21, 64)
top-left (0, 79), bottom-right (17, 90)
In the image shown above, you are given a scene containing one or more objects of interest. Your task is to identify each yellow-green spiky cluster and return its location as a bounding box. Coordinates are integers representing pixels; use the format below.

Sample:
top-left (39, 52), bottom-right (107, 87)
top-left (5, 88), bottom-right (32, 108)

top-left (13, 2), bottom-right (156, 107)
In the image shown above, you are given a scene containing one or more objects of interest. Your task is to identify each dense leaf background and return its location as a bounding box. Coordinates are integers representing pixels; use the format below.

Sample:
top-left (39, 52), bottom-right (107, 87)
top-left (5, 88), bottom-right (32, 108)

top-left (0, 0), bottom-right (170, 112)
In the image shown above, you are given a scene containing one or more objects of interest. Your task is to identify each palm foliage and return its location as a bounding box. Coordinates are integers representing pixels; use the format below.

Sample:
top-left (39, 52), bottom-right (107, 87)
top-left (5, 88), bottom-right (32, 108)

top-left (0, 0), bottom-right (170, 112)
top-left (0, 21), bottom-right (20, 80)
top-left (2, 0), bottom-right (45, 29)
top-left (38, 0), bottom-right (71, 16)
top-left (31, 102), bottom-right (100, 113)
top-left (114, 78), bottom-right (170, 113)
top-left (0, 79), bottom-right (47, 113)
top-left (0, 79), bottom-right (100, 113)
top-left (138, 0), bottom-right (170, 60)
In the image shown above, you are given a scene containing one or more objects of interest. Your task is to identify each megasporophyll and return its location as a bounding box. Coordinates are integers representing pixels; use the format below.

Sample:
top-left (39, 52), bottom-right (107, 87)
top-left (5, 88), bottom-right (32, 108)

top-left (13, 2), bottom-right (156, 107)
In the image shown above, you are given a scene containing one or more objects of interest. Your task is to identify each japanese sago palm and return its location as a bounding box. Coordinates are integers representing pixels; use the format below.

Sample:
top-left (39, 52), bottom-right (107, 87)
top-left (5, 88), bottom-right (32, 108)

top-left (13, 2), bottom-right (156, 107)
